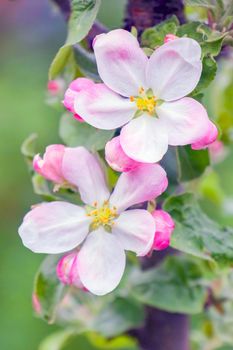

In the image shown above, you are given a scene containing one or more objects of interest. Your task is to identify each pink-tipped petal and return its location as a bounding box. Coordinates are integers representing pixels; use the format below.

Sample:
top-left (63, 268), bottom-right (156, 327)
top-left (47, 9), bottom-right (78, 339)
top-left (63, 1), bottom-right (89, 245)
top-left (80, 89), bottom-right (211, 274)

top-left (113, 209), bottom-right (155, 256)
top-left (74, 83), bottom-right (135, 130)
top-left (110, 163), bottom-right (168, 212)
top-left (164, 34), bottom-right (178, 43)
top-left (105, 136), bottom-right (140, 172)
top-left (151, 210), bottom-right (175, 251)
top-left (93, 29), bottom-right (148, 97)
top-left (191, 121), bottom-right (218, 150)
top-left (33, 144), bottom-right (65, 184)
top-left (62, 147), bottom-right (110, 206)
top-left (120, 115), bottom-right (168, 163)
top-left (63, 78), bottom-right (94, 114)
top-left (147, 38), bottom-right (202, 101)
top-left (56, 252), bottom-right (84, 289)
top-left (18, 202), bottom-right (91, 254)
top-left (157, 97), bottom-right (211, 146)
top-left (78, 228), bottom-right (126, 296)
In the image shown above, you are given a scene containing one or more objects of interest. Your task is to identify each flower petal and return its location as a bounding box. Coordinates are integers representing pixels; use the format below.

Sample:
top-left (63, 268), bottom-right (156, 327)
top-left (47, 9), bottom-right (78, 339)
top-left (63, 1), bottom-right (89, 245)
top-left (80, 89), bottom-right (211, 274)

top-left (110, 163), bottom-right (168, 212)
top-left (93, 29), bottom-right (148, 97)
top-left (157, 97), bottom-right (211, 146)
top-left (62, 147), bottom-right (110, 206)
top-left (74, 83), bottom-right (135, 130)
top-left (191, 121), bottom-right (218, 150)
top-left (120, 115), bottom-right (168, 163)
top-left (105, 136), bottom-right (141, 172)
top-left (113, 209), bottom-right (155, 256)
top-left (78, 228), bottom-right (126, 295)
top-left (18, 202), bottom-right (91, 254)
top-left (147, 38), bottom-right (202, 101)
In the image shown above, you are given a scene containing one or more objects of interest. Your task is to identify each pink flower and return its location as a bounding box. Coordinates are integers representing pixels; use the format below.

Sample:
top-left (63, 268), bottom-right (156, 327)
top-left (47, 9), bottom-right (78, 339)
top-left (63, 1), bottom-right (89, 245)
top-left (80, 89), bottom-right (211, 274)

top-left (151, 210), bottom-right (175, 250)
top-left (164, 34), bottom-right (178, 43)
top-left (63, 78), bottom-right (94, 122)
top-left (56, 252), bottom-right (85, 289)
top-left (33, 144), bottom-right (66, 185)
top-left (47, 79), bottom-right (64, 95)
top-left (105, 136), bottom-right (141, 172)
top-left (191, 122), bottom-right (218, 150)
top-left (19, 147), bottom-right (168, 295)
top-left (70, 29), bottom-right (217, 163)
top-left (209, 140), bottom-right (226, 163)
top-left (32, 293), bottom-right (41, 315)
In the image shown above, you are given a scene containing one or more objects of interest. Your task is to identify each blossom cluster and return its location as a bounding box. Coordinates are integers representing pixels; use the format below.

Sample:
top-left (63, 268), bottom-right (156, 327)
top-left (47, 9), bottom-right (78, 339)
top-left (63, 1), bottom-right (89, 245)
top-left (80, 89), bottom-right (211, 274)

top-left (19, 29), bottom-right (217, 296)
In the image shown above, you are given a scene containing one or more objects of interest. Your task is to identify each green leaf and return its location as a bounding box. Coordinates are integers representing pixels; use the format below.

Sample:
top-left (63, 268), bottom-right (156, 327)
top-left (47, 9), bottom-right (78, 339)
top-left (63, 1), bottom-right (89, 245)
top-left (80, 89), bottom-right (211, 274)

top-left (21, 133), bottom-right (38, 159)
top-left (59, 113), bottom-right (114, 151)
top-left (73, 44), bottom-right (99, 80)
top-left (49, 0), bottom-right (101, 79)
top-left (39, 331), bottom-right (139, 350)
top-left (141, 16), bottom-right (179, 48)
top-left (185, 0), bottom-right (216, 8)
top-left (130, 255), bottom-right (208, 314)
top-left (177, 146), bottom-right (210, 182)
top-left (91, 298), bottom-right (144, 337)
top-left (32, 173), bottom-right (59, 201)
top-left (49, 46), bottom-right (73, 81)
top-left (164, 193), bottom-right (233, 266)
top-left (34, 254), bottom-right (66, 323)
top-left (193, 56), bottom-right (217, 95)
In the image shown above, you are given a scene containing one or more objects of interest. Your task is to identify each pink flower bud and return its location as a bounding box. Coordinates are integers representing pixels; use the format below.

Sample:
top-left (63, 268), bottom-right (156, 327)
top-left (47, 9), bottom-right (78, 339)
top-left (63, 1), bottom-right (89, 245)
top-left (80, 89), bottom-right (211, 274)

top-left (191, 122), bottom-right (218, 150)
top-left (47, 79), bottom-right (64, 95)
top-left (164, 34), bottom-right (178, 43)
top-left (105, 136), bottom-right (141, 172)
top-left (33, 144), bottom-right (65, 184)
top-left (56, 252), bottom-right (85, 289)
top-left (151, 210), bottom-right (175, 251)
top-left (63, 78), bottom-right (94, 121)
top-left (32, 293), bottom-right (41, 315)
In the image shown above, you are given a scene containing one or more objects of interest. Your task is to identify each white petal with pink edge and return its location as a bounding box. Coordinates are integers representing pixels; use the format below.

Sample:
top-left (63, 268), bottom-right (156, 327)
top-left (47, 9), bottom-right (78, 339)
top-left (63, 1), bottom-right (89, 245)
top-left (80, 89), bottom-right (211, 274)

top-left (18, 202), bottom-right (91, 254)
top-left (110, 163), bottom-right (168, 212)
top-left (78, 228), bottom-right (126, 296)
top-left (191, 121), bottom-right (218, 150)
top-left (62, 147), bottom-right (110, 206)
top-left (161, 37), bottom-right (202, 62)
top-left (120, 115), bottom-right (168, 163)
top-left (74, 83), bottom-right (135, 130)
top-left (93, 29), bottom-right (148, 97)
top-left (112, 209), bottom-right (155, 256)
top-left (157, 97), bottom-right (211, 146)
top-left (147, 39), bottom-right (202, 101)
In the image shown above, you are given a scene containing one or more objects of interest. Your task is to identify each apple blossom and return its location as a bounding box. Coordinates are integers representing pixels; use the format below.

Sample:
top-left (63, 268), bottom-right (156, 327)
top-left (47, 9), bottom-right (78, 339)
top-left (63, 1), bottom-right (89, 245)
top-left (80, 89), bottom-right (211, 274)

top-left (151, 210), bottom-right (175, 250)
top-left (164, 34), bottom-right (178, 43)
top-left (105, 136), bottom-right (141, 172)
top-left (47, 79), bottom-right (64, 96)
top-left (19, 147), bottom-right (168, 295)
top-left (69, 29), bottom-right (217, 163)
top-left (191, 122), bottom-right (218, 150)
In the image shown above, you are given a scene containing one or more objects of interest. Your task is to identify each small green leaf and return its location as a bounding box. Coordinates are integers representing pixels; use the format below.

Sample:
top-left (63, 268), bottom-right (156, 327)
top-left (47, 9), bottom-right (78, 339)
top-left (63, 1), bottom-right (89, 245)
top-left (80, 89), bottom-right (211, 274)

top-left (131, 255), bottom-right (208, 314)
top-left (164, 193), bottom-right (233, 266)
top-left (177, 146), bottom-right (210, 182)
top-left (32, 173), bottom-right (59, 201)
top-left (59, 113), bottom-right (114, 151)
top-left (21, 133), bottom-right (38, 159)
top-left (49, 0), bottom-right (101, 79)
top-left (141, 16), bottom-right (179, 48)
top-left (49, 46), bottom-right (73, 80)
top-left (88, 333), bottom-right (139, 349)
top-left (73, 44), bottom-right (99, 80)
top-left (34, 254), bottom-right (66, 323)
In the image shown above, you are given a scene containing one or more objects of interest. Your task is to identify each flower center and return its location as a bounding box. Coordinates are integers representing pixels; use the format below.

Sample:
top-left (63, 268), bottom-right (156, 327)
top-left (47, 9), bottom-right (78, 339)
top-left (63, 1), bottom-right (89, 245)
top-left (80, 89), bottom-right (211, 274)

top-left (87, 201), bottom-right (117, 231)
top-left (130, 87), bottom-right (157, 115)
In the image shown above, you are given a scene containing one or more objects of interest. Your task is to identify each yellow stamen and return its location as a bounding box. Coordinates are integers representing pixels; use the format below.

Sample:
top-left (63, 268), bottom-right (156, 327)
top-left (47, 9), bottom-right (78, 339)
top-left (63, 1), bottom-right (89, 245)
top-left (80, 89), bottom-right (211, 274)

top-left (87, 202), bottom-right (118, 230)
top-left (130, 87), bottom-right (157, 115)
